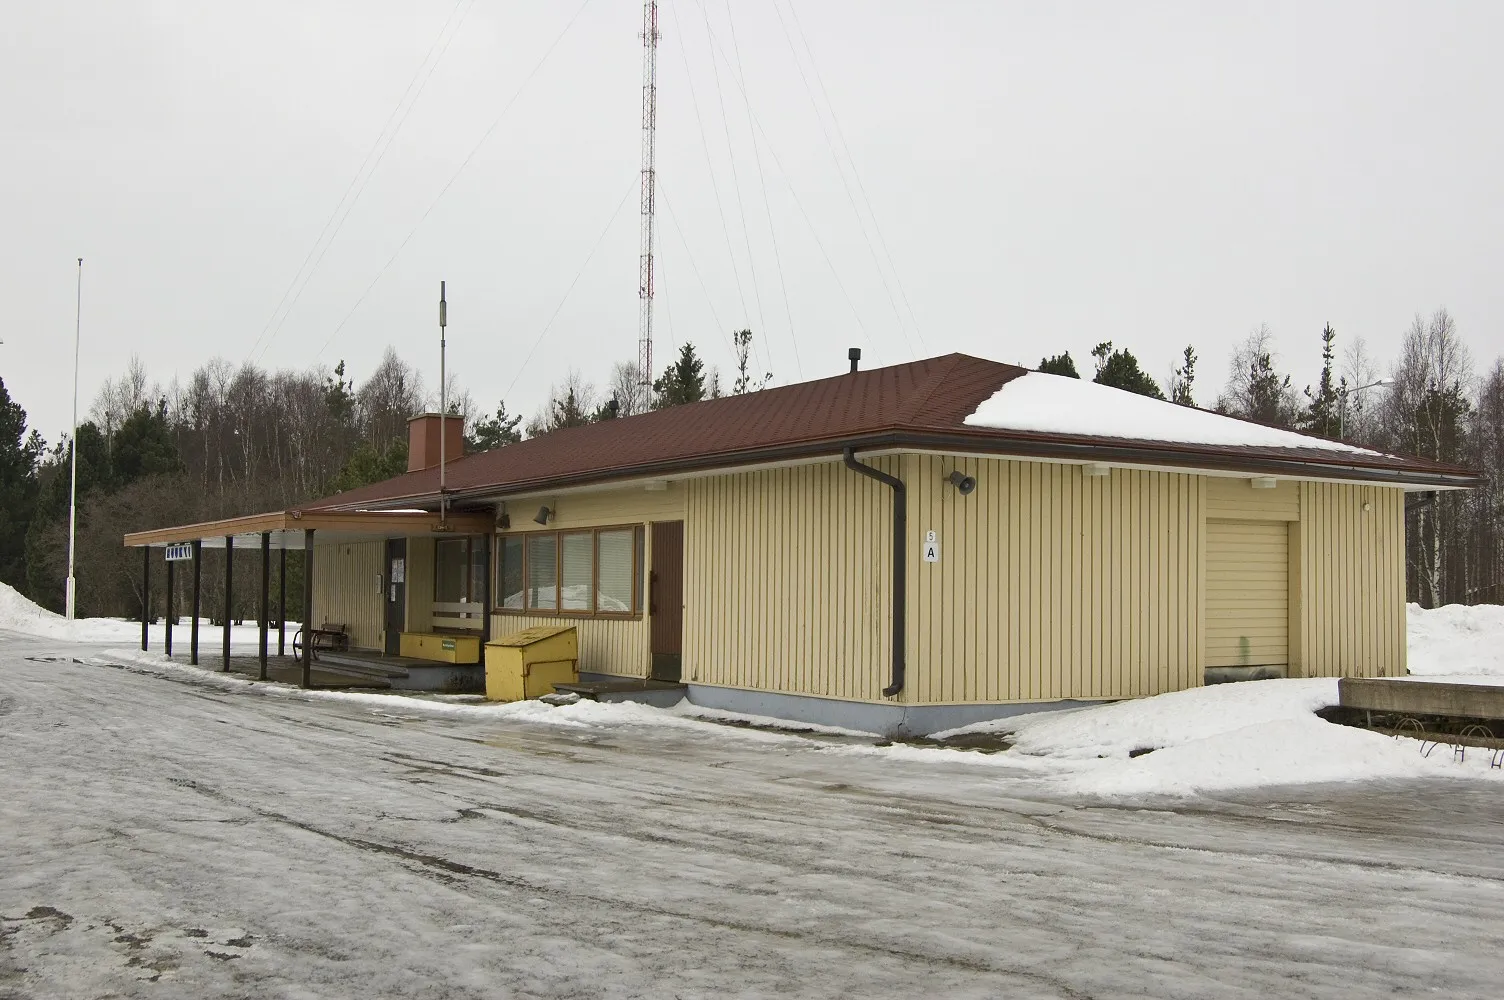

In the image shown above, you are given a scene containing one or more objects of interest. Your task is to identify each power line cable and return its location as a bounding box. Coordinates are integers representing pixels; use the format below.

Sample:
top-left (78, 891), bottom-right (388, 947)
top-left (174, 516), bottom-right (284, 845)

top-left (664, 0), bottom-right (750, 349)
top-left (690, 13), bottom-right (874, 356)
top-left (246, 0), bottom-right (472, 365)
top-left (255, 0), bottom-right (478, 366)
top-left (694, 0), bottom-right (768, 377)
top-left (784, 0), bottom-right (926, 352)
top-left (315, 0), bottom-right (597, 361)
top-left (659, 184), bottom-right (736, 357)
top-left (768, 0), bottom-right (914, 360)
top-left (725, 0), bottom-right (800, 379)
top-left (503, 177), bottom-right (638, 399)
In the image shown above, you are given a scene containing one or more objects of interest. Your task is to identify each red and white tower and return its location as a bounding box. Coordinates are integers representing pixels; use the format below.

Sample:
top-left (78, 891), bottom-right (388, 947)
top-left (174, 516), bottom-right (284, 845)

top-left (637, 0), bottom-right (660, 387)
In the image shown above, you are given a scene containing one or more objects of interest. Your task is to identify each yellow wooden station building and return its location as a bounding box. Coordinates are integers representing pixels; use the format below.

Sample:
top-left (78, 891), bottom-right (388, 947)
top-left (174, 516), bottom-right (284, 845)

top-left (125, 352), bottom-right (1481, 735)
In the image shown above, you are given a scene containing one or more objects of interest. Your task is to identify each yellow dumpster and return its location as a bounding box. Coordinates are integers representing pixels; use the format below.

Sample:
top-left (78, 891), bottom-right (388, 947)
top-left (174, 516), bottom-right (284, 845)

top-left (485, 625), bottom-right (579, 702)
top-left (400, 632), bottom-right (482, 664)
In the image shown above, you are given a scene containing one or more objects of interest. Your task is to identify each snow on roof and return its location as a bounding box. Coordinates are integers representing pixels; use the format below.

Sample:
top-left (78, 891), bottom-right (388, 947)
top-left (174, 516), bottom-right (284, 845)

top-left (963, 371), bottom-right (1375, 454)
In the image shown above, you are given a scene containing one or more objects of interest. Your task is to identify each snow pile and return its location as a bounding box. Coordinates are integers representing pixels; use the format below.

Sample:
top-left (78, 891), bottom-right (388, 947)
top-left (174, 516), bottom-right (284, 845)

top-left (950, 677), bottom-right (1342, 759)
top-left (930, 677), bottom-right (1504, 798)
top-left (0, 582), bottom-right (140, 642)
top-left (1406, 602), bottom-right (1504, 677)
top-left (965, 371), bottom-right (1375, 453)
top-left (0, 582), bottom-right (282, 647)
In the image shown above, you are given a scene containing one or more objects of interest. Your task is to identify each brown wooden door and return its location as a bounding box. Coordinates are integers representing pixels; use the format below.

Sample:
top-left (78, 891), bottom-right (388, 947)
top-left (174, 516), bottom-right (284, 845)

top-left (649, 521), bottom-right (684, 681)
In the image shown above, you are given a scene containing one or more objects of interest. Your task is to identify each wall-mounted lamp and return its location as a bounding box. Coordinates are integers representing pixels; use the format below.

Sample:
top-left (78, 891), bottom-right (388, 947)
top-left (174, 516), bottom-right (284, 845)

top-left (945, 470), bottom-right (977, 495)
top-left (498, 512), bottom-right (511, 530)
top-left (533, 505), bottom-right (554, 525)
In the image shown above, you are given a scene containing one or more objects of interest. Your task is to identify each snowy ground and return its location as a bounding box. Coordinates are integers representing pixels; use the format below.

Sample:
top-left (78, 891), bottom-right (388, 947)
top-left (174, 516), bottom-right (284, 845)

top-left (0, 583), bottom-right (291, 648)
top-left (4, 629), bottom-right (1504, 998)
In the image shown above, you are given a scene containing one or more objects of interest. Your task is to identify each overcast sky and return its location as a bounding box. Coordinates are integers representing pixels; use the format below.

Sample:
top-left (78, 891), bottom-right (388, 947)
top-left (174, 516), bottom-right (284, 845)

top-left (4, 1), bottom-right (1502, 442)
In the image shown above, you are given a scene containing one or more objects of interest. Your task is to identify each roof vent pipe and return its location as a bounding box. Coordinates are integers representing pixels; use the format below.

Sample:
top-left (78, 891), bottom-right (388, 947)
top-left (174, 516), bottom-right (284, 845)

top-left (848, 347), bottom-right (861, 373)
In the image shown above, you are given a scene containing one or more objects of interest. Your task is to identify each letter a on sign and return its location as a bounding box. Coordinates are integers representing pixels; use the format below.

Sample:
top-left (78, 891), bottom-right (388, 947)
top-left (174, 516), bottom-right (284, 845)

top-left (923, 529), bottom-right (940, 563)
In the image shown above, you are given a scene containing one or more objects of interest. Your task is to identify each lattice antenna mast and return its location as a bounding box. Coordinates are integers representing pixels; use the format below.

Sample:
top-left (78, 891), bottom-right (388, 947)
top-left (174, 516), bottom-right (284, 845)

top-left (636, 0), bottom-right (660, 388)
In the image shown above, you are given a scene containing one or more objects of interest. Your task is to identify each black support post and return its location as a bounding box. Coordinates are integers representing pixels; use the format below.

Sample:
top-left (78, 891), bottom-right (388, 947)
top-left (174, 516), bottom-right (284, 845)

top-left (481, 533), bottom-right (492, 642)
top-left (277, 547), bottom-right (287, 656)
top-left (165, 558), bottom-right (174, 657)
top-left (301, 529), bottom-right (315, 689)
top-left (223, 535), bottom-right (234, 672)
top-left (259, 532), bottom-right (270, 681)
top-left (140, 547), bottom-right (150, 651)
top-left (191, 540), bottom-right (202, 665)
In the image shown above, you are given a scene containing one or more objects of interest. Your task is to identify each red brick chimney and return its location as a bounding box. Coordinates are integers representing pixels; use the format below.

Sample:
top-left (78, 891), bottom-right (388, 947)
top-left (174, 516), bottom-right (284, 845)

top-left (407, 413), bottom-right (464, 473)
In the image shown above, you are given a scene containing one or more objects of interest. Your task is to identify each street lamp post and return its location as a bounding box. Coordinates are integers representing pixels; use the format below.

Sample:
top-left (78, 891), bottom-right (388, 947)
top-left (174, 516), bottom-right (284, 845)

top-left (66, 258), bottom-right (82, 620)
top-left (1338, 378), bottom-right (1391, 441)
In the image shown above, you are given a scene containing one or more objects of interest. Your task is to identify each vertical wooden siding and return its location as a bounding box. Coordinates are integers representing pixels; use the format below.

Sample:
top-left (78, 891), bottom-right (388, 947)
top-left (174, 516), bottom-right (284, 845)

top-left (1297, 482), bottom-right (1406, 678)
top-left (1204, 476), bottom-right (1300, 520)
top-left (680, 456), bottom-right (1406, 706)
top-left (404, 536), bottom-right (434, 635)
top-left (684, 459), bottom-right (895, 701)
top-left (907, 456), bottom-right (1203, 703)
top-left (312, 541), bottom-right (383, 651)
top-left (513, 484), bottom-right (687, 530)
top-left (490, 614), bottom-right (649, 678)
top-left (486, 484), bottom-right (684, 677)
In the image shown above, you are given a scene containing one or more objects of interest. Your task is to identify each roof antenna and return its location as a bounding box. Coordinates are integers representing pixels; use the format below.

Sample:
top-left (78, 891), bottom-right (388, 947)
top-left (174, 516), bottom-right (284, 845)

top-left (848, 347), bottom-right (861, 373)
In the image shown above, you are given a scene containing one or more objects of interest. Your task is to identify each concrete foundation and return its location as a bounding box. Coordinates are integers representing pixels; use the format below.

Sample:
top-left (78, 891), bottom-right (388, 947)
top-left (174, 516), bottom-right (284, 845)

top-left (685, 684), bottom-right (1101, 738)
top-left (388, 663), bottom-right (484, 695)
top-left (1340, 677), bottom-right (1504, 721)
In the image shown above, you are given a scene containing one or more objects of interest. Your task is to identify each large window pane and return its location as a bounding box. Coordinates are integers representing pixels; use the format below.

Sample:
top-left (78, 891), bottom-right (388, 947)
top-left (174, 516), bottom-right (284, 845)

top-left (597, 530), bottom-right (634, 613)
top-left (560, 533), bottom-right (593, 611)
top-left (499, 536), bottom-right (524, 609)
top-left (435, 538), bottom-right (468, 604)
top-left (470, 540), bottom-right (487, 613)
top-left (526, 534), bottom-right (557, 610)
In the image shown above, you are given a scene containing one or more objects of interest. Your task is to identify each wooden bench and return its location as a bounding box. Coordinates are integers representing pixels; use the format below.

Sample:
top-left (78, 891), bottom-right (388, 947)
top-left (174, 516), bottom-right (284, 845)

top-left (292, 622), bottom-right (350, 661)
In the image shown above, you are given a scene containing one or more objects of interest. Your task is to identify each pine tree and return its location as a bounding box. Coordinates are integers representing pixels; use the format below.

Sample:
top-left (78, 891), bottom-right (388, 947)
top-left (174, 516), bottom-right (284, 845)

top-left (1217, 326), bottom-right (1300, 428)
top-left (331, 438), bottom-right (409, 492)
top-left (469, 401), bottom-right (522, 451)
top-left (1299, 324), bottom-right (1343, 439)
top-left (1170, 346), bottom-right (1197, 407)
top-left (1243, 352), bottom-right (1298, 428)
top-left (110, 400), bottom-right (181, 486)
top-left (1037, 353), bottom-right (1080, 378)
top-left (0, 377), bottom-right (41, 591)
top-left (1091, 342), bottom-right (1166, 399)
top-left (653, 344), bottom-right (708, 409)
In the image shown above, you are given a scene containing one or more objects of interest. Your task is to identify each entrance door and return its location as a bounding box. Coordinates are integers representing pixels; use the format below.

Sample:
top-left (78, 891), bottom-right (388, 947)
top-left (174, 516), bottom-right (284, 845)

top-left (649, 521), bottom-right (684, 682)
top-left (385, 538), bottom-right (407, 656)
top-left (1205, 519), bottom-right (1289, 672)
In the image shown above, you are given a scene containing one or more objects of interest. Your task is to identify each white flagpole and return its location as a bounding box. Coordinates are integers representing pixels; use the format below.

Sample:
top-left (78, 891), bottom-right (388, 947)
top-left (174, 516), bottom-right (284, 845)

top-left (66, 257), bottom-right (82, 619)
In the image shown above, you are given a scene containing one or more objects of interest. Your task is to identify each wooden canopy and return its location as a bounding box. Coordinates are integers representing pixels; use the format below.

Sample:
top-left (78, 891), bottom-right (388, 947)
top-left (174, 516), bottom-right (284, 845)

top-left (123, 509), bottom-right (494, 549)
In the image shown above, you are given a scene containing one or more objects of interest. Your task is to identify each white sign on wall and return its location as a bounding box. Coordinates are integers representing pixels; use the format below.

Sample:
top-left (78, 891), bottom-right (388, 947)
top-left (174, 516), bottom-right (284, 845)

top-left (391, 558), bottom-right (406, 584)
top-left (922, 529), bottom-right (940, 563)
top-left (164, 543), bottom-right (193, 562)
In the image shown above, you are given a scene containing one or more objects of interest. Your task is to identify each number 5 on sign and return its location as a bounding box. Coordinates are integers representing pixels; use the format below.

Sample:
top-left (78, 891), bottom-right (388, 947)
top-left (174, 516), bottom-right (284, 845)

top-left (922, 530), bottom-right (940, 563)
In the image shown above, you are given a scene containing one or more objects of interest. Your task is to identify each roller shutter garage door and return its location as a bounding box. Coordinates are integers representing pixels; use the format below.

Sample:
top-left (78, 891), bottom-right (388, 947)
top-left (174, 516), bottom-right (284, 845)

top-left (1205, 519), bottom-right (1289, 669)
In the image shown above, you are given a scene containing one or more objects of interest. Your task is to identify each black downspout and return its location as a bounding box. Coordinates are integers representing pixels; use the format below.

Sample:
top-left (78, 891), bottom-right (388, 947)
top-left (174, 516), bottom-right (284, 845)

top-left (842, 447), bottom-right (905, 698)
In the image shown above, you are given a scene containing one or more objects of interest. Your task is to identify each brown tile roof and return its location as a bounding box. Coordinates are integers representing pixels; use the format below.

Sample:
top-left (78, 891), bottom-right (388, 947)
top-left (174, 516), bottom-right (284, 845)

top-left (309, 353), bottom-right (1481, 511)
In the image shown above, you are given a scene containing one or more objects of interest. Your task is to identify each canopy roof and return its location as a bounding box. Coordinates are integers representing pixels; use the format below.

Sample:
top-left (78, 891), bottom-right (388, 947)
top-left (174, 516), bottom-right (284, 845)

top-left (123, 510), bottom-right (494, 549)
